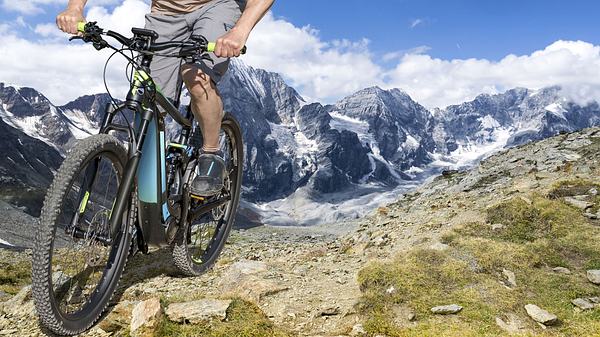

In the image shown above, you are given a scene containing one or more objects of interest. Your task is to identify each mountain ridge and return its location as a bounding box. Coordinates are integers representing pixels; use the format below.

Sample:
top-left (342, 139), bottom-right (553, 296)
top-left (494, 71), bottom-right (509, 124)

top-left (0, 60), bottom-right (599, 224)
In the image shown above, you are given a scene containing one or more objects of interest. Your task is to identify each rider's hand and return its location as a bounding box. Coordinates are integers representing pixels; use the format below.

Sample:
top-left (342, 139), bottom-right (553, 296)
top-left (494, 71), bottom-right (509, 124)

top-left (214, 28), bottom-right (248, 58)
top-left (56, 8), bottom-right (85, 35)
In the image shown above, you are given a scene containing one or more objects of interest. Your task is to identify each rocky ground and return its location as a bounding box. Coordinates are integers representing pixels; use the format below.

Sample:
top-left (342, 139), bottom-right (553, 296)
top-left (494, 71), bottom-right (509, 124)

top-left (0, 127), bottom-right (599, 336)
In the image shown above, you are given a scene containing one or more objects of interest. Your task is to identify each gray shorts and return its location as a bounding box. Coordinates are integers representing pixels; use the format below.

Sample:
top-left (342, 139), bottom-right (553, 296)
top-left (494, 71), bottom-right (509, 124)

top-left (144, 0), bottom-right (244, 100)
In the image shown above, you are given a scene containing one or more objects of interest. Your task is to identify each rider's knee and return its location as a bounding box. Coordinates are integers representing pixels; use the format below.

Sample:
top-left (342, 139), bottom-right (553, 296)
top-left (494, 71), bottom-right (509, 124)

top-left (181, 65), bottom-right (215, 99)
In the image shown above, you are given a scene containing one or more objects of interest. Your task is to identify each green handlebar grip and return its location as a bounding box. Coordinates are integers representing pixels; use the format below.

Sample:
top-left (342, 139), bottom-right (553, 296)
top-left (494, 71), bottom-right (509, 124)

top-left (206, 42), bottom-right (247, 55)
top-left (77, 22), bottom-right (86, 33)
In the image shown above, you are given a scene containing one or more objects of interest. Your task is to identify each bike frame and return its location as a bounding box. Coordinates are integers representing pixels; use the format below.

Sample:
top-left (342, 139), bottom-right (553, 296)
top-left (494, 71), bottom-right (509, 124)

top-left (98, 53), bottom-right (194, 250)
top-left (73, 25), bottom-right (235, 252)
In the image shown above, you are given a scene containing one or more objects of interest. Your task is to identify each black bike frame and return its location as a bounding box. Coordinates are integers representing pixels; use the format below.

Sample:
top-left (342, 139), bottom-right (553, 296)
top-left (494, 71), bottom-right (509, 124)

top-left (86, 46), bottom-right (233, 252)
top-left (99, 53), bottom-right (194, 249)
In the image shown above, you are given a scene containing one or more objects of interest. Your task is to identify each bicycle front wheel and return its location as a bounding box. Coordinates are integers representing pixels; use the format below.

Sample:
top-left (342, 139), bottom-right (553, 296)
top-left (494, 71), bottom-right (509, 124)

top-left (172, 112), bottom-right (244, 276)
top-left (32, 134), bottom-right (133, 335)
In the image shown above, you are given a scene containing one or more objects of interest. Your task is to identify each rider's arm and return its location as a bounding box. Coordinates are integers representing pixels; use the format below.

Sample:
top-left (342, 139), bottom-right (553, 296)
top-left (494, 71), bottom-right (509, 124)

top-left (57, 0), bottom-right (88, 35)
top-left (214, 0), bottom-right (275, 58)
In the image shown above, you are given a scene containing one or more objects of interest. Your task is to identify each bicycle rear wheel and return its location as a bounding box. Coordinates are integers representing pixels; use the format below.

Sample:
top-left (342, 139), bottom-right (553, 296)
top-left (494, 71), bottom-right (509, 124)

top-left (32, 134), bottom-right (133, 335)
top-left (172, 112), bottom-right (244, 276)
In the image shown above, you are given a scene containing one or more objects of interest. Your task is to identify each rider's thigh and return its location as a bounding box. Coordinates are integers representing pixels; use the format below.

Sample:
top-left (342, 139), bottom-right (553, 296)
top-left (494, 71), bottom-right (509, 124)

top-left (189, 0), bottom-right (242, 84)
top-left (144, 13), bottom-right (189, 100)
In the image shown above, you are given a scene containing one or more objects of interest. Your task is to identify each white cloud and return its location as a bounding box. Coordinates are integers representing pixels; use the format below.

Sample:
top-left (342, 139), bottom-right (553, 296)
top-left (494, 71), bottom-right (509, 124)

top-left (382, 46), bottom-right (431, 62)
top-left (385, 40), bottom-right (600, 108)
top-left (0, 0), bottom-right (149, 104)
top-left (243, 12), bottom-right (384, 103)
top-left (410, 18), bottom-right (424, 29)
top-left (1, 0), bottom-right (124, 15)
top-left (1, 2), bottom-right (600, 110)
top-left (86, 0), bottom-right (148, 36)
top-left (15, 16), bottom-right (28, 27)
top-left (34, 23), bottom-right (63, 38)
top-left (245, 14), bottom-right (600, 108)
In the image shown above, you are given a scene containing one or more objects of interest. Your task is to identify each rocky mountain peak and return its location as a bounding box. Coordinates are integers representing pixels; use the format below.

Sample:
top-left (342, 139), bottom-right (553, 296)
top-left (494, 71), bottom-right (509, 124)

top-left (224, 59), bottom-right (305, 124)
top-left (0, 64), bottom-right (598, 225)
top-left (335, 85), bottom-right (424, 118)
top-left (59, 93), bottom-right (112, 125)
top-left (0, 83), bottom-right (54, 118)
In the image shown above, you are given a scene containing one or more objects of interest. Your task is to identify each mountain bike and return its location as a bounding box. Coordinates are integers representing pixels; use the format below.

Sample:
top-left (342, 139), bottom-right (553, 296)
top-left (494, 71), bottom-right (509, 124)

top-left (31, 22), bottom-right (244, 335)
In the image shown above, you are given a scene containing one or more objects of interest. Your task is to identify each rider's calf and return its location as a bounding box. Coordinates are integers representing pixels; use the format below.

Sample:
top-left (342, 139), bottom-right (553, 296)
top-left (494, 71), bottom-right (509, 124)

top-left (180, 64), bottom-right (224, 152)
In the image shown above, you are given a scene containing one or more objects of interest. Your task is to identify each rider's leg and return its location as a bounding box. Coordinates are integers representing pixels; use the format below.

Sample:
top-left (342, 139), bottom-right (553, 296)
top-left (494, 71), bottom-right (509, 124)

top-left (181, 65), bottom-right (227, 196)
top-left (180, 64), bottom-right (224, 152)
top-left (184, 0), bottom-right (243, 148)
top-left (178, 1), bottom-right (242, 196)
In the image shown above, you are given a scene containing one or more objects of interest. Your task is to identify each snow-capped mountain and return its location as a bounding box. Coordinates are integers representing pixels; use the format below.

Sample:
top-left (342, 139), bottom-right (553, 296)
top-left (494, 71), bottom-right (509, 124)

top-left (0, 61), bottom-right (598, 225)
top-left (0, 105), bottom-right (63, 215)
top-left (0, 83), bottom-right (110, 153)
top-left (431, 87), bottom-right (600, 169)
top-left (0, 85), bottom-right (112, 215)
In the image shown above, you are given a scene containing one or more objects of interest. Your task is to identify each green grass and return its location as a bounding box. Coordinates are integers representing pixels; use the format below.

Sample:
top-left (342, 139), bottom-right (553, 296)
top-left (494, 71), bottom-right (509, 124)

top-left (547, 179), bottom-right (600, 213)
top-left (156, 298), bottom-right (291, 337)
top-left (0, 258), bottom-right (31, 295)
top-left (356, 195), bottom-right (600, 336)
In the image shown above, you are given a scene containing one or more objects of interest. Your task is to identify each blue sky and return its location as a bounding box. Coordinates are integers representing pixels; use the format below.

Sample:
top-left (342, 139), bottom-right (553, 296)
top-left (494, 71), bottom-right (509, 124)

top-left (3, 0), bottom-right (598, 60)
top-left (0, 0), bottom-right (599, 107)
top-left (272, 0), bottom-right (600, 61)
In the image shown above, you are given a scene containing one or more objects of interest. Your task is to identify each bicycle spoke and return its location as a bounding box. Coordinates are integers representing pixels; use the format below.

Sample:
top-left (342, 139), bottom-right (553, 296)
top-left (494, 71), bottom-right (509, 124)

top-left (49, 155), bottom-right (121, 315)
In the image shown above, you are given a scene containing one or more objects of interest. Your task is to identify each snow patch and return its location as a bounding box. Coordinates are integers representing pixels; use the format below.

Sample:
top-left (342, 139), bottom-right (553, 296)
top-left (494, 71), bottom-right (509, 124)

top-left (62, 108), bottom-right (98, 139)
top-left (431, 127), bottom-right (512, 169)
top-left (0, 237), bottom-right (13, 247)
top-left (294, 130), bottom-right (319, 154)
top-left (401, 132), bottom-right (420, 151)
top-left (329, 111), bottom-right (370, 135)
top-left (0, 103), bottom-right (60, 151)
top-left (479, 115), bottom-right (500, 129)
top-left (329, 111), bottom-right (403, 181)
top-left (255, 181), bottom-right (423, 226)
top-left (269, 120), bottom-right (318, 182)
top-left (405, 166), bottom-right (424, 174)
top-left (230, 59), bottom-right (267, 101)
top-left (545, 103), bottom-right (567, 120)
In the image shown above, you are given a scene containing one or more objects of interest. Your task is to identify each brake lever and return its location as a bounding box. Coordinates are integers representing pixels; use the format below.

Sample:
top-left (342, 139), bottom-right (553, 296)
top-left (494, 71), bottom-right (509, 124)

top-left (69, 33), bottom-right (106, 51)
top-left (92, 40), bottom-right (109, 51)
top-left (184, 52), bottom-right (215, 65)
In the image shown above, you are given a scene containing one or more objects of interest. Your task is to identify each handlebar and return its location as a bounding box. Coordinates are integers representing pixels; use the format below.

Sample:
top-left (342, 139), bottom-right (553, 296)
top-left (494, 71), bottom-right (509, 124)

top-left (76, 21), bottom-right (246, 55)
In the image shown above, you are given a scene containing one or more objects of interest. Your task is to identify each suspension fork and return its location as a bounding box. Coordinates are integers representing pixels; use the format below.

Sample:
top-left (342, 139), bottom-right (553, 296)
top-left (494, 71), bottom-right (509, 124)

top-left (68, 103), bottom-right (119, 230)
top-left (108, 107), bottom-right (154, 236)
top-left (69, 159), bottom-right (100, 227)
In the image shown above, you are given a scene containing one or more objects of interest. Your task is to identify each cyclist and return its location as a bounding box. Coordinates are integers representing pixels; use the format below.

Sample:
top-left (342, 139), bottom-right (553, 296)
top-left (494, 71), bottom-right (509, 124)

top-left (56, 0), bottom-right (274, 196)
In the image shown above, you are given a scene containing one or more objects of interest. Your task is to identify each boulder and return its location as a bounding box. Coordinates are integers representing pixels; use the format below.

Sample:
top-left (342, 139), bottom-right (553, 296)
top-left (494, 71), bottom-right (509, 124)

top-left (166, 299), bottom-right (232, 324)
top-left (130, 297), bottom-right (163, 337)
top-left (552, 267), bottom-right (571, 274)
top-left (563, 197), bottom-right (593, 210)
top-left (218, 260), bottom-right (288, 302)
top-left (502, 269), bottom-right (517, 288)
top-left (587, 270), bottom-right (600, 285)
top-left (431, 304), bottom-right (462, 315)
top-left (571, 298), bottom-right (595, 310)
top-left (524, 304), bottom-right (557, 325)
top-left (99, 301), bottom-right (138, 333)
